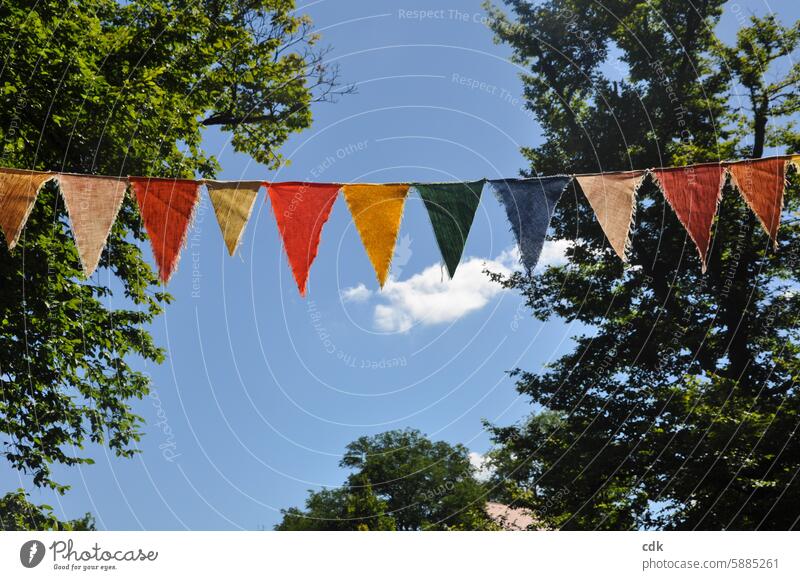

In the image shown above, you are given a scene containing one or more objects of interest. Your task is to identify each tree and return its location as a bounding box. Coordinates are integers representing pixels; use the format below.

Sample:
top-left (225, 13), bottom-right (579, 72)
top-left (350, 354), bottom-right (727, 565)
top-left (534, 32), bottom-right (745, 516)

top-left (715, 14), bottom-right (800, 157)
top-left (276, 430), bottom-right (497, 530)
top-left (484, 0), bottom-right (800, 530)
top-left (0, 489), bottom-right (94, 531)
top-left (0, 0), bottom-right (346, 522)
top-left (277, 474), bottom-right (398, 531)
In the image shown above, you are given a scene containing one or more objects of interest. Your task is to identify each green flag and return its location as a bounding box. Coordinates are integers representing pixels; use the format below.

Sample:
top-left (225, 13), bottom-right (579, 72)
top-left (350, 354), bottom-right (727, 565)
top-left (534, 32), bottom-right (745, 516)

top-left (415, 180), bottom-right (485, 278)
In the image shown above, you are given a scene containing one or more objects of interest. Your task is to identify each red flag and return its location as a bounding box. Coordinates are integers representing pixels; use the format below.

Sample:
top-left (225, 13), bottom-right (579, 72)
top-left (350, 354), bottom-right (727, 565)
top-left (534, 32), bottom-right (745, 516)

top-left (652, 165), bottom-right (725, 272)
top-left (129, 176), bottom-right (201, 283)
top-left (727, 158), bottom-right (785, 248)
top-left (266, 182), bottom-right (340, 295)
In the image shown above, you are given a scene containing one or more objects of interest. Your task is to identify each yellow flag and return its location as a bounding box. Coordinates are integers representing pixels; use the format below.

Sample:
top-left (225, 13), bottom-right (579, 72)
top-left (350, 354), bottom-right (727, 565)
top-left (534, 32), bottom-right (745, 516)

top-left (341, 184), bottom-right (409, 287)
top-left (205, 180), bottom-right (262, 255)
top-left (0, 168), bottom-right (54, 250)
top-left (790, 155), bottom-right (800, 170)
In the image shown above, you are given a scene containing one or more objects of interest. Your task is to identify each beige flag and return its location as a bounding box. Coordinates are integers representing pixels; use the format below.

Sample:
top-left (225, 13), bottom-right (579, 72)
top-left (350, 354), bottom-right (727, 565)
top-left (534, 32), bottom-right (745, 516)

top-left (205, 180), bottom-right (262, 255)
top-left (58, 174), bottom-right (127, 276)
top-left (0, 168), bottom-right (54, 250)
top-left (576, 171), bottom-right (644, 261)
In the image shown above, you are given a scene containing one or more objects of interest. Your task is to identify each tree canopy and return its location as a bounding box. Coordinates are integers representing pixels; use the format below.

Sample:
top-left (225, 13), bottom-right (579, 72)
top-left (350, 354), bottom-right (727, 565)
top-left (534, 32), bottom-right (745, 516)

top-left (0, 489), bottom-right (94, 530)
top-left (276, 430), bottom-right (497, 530)
top-left (0, 0), bottom-right (344, 528)
top-left (484, 0), bottom-right (800, 530)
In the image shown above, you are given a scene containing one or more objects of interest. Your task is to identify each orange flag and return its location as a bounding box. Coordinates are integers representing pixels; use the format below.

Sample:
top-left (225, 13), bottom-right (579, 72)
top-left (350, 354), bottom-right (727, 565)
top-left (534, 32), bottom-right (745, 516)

top-left (575, 171), bottom-right (644, 261)
top-left (652, 164), bottom-right (725, 272)
top-left (57, 174), bottom-right (127, 276)
top-left (266, 182), bottom-right (340, 295)
top-left (0, 168), bottom-right (54, 249)
top-left (727, 158), bottom-right (786, 248)
top-left (205, 180), bottom-right (262, 256)
top-left (129, 176), bottom-right (201, 283)
top-left (341, 184), bottom-right (410, 287)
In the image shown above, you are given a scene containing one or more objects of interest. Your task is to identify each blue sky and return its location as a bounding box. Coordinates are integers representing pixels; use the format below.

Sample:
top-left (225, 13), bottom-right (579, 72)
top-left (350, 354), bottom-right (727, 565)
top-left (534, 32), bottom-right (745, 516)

top-left (5, 0), bottom-right (799, 530)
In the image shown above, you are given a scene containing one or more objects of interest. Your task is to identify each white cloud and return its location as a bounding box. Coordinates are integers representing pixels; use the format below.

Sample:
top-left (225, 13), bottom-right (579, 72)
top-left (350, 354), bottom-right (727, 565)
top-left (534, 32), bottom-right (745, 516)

top-left (343, 241), bottom-right (571, 333)
top-left (372, 249), bottom-right (516, 333)
top-left (537, 238), bottom-right (572, 270)
top-left (375, 241), bottom-right (571, 333)
top-left (469, 451), bottom-right (493, 482)
top-left (340, 283), bottom-right (372, 303)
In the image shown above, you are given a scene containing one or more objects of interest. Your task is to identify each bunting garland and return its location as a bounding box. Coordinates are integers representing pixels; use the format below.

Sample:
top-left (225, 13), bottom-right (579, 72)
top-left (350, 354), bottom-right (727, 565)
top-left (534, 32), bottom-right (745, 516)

top-left (651, 165), bottom-right (725, 272)
top-left (575, 171), bottom-right (643, 261)
top-left (727, 158), bottom-right (785, 248)
top-left (0, 154), bottom-right (795, 293)
top-left (0, 169), bottom-right (54, 250)
top-left (341, 184), bottom-right (410, 287)
top-left (57, 174), bottom-right (127, 276)
top-left (490, 176), bottom-right (572, 272)
top-left (206, 180), bottom-right (262, 256)
top-left (415, 180), bottom-right (484, 278)
top-left (266, 182), bottom-right (340, 295)
top-left (129, 177), bottom-right (201, 283)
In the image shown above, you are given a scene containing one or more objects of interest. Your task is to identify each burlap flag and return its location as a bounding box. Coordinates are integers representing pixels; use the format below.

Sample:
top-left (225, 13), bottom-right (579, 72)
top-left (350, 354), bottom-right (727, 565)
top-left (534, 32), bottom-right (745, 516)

top-left (129, 176), bottom-right (201, 283)
top-left (489, 176), bottom-right (572, 272)
top-left (727, 158), bottom-right (785, 248)
top-left (341, 184), bottom-right (410, 287)
top-left (415, 180), bottom-right (485, 278)
top-left (57, 174), bottom-right (127, 276)
top-left (205, 180), bottom-right (262, 256)
top-left (267, 182), bottom-right (340, 295)
top-left (575, 171), bottom-right (644, 261)
top-left (0, 168), bottom-right (54, 250)
top-left (652, 164), bottom-right (725, 272)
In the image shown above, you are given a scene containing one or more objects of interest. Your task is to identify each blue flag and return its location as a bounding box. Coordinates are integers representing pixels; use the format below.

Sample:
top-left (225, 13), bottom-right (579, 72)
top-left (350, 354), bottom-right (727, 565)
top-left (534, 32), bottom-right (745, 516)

top-left (489, 176), bottom-right (572, 272)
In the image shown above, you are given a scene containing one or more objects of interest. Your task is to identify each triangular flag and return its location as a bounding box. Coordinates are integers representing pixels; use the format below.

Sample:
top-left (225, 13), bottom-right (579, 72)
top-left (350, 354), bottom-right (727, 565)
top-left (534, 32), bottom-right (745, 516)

top-left (652, 164), bottom-right (725, 272)
top-left (0, 168), bottom-right (54, 250)
top-left (266, 182), bottom-right (340, 295)
top-left (727, 158), bottom-right (785, 248)
top-left (489, 176), bottom-right (571, 272)
top-left (129, 176), bottom-right (201, 283)
top-left (414, 180), bottom-right (485, 278)
top-left (57, 174), bottom-right (127, 276)
top-left (575, 171), bottom-right (644, 261)
top-left (205, 180), bottom-right (261, 256)
top-left (341, 184), bottom-right (410, 287)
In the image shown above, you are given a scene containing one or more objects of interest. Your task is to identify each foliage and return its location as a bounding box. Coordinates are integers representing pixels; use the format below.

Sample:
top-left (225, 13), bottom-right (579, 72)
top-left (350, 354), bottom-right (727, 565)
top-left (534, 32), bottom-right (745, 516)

top-left (484, 0), bottom-right (800, 530)
top-left (714, 14), bottom-right (800, 156)
top-left (277, 474), bottom-right (398, 531)
top-left (276, 430), bottom-right (498, 530)
top-left (0, 0), bottom-right (343, 506)
top-left (0, 489), bottom-right (94, 530)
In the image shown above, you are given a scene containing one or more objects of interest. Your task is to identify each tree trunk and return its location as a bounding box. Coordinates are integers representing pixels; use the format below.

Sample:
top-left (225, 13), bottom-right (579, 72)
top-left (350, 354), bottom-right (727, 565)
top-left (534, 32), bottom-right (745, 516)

top-left (720, 105), bottom-right (768, 384)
